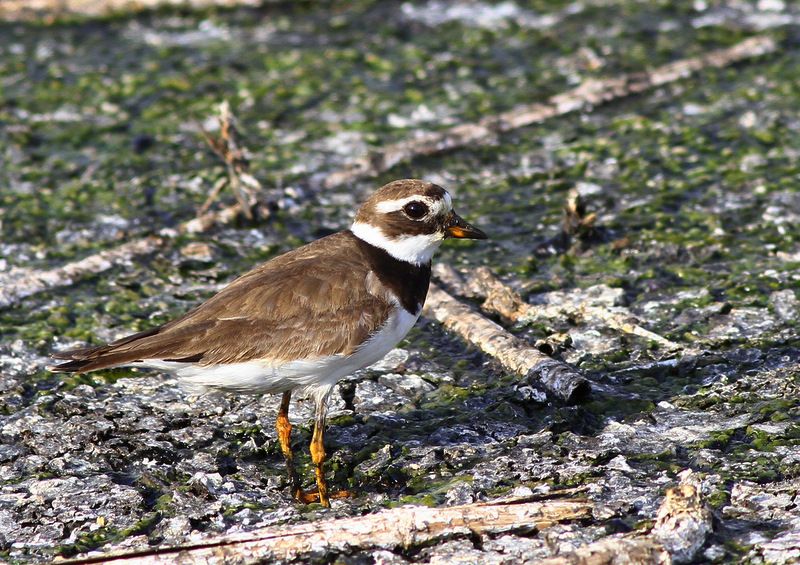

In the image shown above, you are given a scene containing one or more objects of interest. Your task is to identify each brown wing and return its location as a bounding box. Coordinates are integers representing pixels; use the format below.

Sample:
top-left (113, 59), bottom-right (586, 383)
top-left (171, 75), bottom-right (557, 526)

top-left (51, 232), bottom-right (395, 373)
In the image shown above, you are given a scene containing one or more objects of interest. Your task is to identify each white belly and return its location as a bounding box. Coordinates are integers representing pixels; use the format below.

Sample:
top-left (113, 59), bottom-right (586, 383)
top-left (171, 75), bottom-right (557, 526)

top-left (141, 308), bottom-right (420, 395)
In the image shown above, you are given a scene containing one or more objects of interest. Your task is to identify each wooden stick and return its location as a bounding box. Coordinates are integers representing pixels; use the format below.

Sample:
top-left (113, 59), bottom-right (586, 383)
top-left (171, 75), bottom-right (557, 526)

top-left (61, 497), bottom-right (592, 565)
top-left (0, 36), bottom-right (777, 311)
top-left (651, 470), bottom-right (713, 564)
top-left (198, 101), bottom-right (260, 220)
top-left (316, 36), bottom-right (776, 190)
top-left (423, 284), bottom-right (590, 403)
top-left (579, 303), bottom-right (683, 351)
top-left (437, 264), bottom-right (682, 352)
top-left (58, 471), bottom-right (709, 564)
top-left (0, 235), bottom-right (164, 309)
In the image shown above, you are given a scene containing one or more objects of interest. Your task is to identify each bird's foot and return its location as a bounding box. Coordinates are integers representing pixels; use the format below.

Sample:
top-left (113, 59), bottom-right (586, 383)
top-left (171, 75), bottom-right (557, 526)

top-left (293, 488), bottom-right (352, 506)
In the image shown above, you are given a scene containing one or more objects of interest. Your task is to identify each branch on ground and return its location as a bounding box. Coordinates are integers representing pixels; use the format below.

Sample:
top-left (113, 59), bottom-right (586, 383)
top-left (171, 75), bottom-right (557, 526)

top-left (0, 0), bottom-right (262, 21)
top-left (60, 471), bottom-right (711, 565)
top-left (317, 36), bottom-right (777, 190)
top-left (539, 469), bottom-right (711, 565)
top-left (651, 470), bottom-right (713, 564)
top-left (535, 188), bottom-right (604, 257)
top-left (434, 264), bottom-right (683, 352)
top-left (0, 236), bottom-right (165, 310)
top-left (61, 496), bottom-right (592, 565)
top-left (423, 283), bottom-right (590, 403)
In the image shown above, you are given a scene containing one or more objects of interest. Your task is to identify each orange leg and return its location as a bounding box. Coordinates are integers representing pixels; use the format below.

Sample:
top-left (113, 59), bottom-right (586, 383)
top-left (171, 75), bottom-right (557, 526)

top-left (276, 391), bottom-right (317, 503)
top-left (277, 389), bottom-right (350, 506)
top-left (308, 389), bottom-right (350, 507)
top-left (310, 415), bottom-right (330, 507)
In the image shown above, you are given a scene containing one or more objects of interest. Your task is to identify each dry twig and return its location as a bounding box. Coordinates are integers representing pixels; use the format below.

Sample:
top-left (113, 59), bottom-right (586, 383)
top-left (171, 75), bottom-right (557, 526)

top-left (198, 101), bottom-right (261, 219)
top-left (435, 264), bottom-right (682, 352)
top-left (317, 36), bottom-right (777, 190)
top-left (0, 236), bottom-right (164, 310)
top-left (535, 188), bottom-right (603, 256)
top-left (423, 284), bottom-right (590, 403)
top-left (58, 471), bottom-right (711, 564)
top-left (61, 496), bottom-right (592, 565)
top-left (651, 470), bottom-right (713, 564)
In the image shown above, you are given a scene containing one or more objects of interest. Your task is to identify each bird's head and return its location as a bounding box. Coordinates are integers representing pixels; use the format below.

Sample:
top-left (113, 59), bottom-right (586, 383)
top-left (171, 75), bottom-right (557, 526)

top-left (351, 179), bottom-right (487, 265)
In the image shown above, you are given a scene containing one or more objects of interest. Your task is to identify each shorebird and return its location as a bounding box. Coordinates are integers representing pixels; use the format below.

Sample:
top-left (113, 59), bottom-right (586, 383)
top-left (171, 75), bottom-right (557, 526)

top-left (51, 179), bottom-right (487, 506)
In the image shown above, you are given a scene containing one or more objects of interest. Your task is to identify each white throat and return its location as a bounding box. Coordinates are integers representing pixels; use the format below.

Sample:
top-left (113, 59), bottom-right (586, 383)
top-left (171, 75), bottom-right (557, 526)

top-left (351, 221), bottom-right (443, 265)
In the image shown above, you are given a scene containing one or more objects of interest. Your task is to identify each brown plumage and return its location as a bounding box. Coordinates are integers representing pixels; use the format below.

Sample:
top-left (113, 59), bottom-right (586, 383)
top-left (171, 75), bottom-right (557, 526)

top-left (51, 231), bottom-right (427, 373)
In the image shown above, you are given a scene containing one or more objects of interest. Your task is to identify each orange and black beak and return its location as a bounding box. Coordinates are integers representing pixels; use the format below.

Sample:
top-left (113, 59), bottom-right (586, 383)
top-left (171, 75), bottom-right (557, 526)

top-left (444, 212), bottom-right (488, 240)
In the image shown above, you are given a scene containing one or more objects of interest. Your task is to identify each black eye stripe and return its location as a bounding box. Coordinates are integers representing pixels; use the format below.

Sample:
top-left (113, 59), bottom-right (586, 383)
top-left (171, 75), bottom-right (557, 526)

top-left (403, 201), bottom-right (429, 219)
top-left (378, 210), bottom-right (439, 237)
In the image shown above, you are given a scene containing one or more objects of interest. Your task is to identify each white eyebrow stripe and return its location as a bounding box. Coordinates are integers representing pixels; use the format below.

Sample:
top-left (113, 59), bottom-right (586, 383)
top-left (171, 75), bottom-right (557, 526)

top-left (375, 195), bottom-right (435, 213)
top-left (375, 193), bottom-right (453, 216)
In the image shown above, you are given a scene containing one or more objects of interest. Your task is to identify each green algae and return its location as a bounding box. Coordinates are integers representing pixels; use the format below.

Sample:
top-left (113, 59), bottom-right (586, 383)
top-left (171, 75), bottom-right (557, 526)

top-left (385, 493), bottom-right (438, 509)
top-left (55, 511), bottom-right (162, 558)
top-left (55, 527), bottom-right (120, 558)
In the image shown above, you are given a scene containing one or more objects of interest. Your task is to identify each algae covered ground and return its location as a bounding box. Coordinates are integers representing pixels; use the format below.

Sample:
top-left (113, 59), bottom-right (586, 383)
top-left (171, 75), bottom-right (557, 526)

top-left (2, 1), bottom-right (800, 563)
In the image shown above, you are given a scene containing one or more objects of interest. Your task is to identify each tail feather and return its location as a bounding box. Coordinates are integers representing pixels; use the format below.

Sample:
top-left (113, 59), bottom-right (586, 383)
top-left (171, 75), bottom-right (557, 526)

top-left (49, 355), bottom-right (125, 373)
top-left (50, 326), bottom-right (168, 373)
top-left (51, 345), bottom-right (104, 360)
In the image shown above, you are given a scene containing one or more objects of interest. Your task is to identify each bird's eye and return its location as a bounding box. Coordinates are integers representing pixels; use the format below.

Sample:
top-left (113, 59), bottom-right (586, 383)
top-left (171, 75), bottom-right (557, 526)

top-left (403, 201), bottom-right (429, 219)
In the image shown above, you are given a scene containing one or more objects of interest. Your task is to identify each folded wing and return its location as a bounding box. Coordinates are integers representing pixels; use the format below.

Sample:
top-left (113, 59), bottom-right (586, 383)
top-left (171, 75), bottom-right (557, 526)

top-left (51, 233), bottom-right (393, 373)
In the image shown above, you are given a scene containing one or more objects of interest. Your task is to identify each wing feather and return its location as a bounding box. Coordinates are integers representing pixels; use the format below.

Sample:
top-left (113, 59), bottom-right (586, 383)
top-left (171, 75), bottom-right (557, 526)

top-left (51, 233), bottom-right (395, 373)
